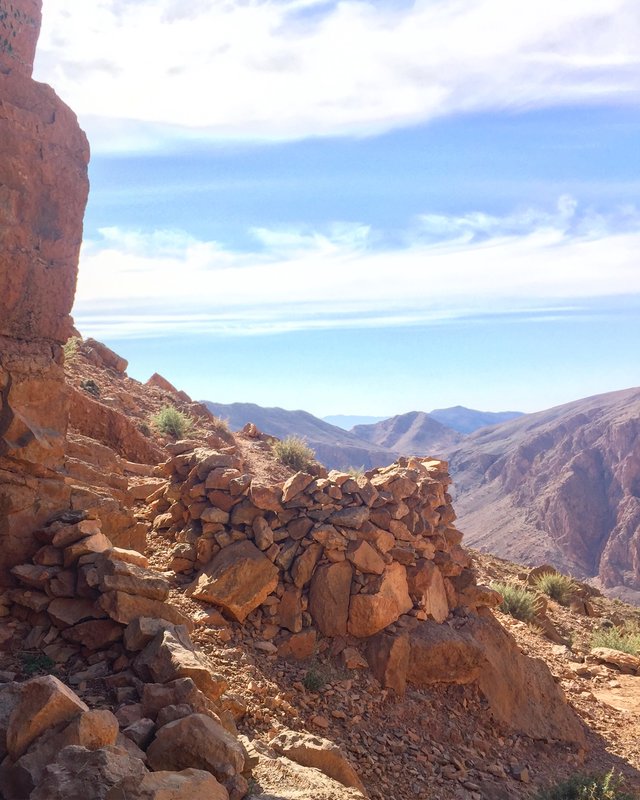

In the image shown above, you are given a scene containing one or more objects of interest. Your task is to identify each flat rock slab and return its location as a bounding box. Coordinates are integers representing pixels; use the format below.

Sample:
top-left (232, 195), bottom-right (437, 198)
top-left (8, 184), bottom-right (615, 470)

top-left (188, 540), bottom-right (278, 623)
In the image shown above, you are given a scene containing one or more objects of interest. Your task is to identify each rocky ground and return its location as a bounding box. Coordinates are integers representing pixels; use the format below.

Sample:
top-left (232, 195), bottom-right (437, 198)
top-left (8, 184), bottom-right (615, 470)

top-left (2, 341), bottom-right (640, 800)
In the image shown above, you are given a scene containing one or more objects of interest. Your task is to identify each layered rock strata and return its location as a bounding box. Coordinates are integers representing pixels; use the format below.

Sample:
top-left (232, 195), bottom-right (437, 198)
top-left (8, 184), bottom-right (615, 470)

top-left (0, 0), bottom-right (90, 581)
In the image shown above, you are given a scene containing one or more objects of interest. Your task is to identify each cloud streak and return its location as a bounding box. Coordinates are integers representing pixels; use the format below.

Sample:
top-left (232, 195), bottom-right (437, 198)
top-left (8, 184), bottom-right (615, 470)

top-left (34, 0), bottom-right (640, 152)
top-left (73, 198), bottom-right (640, 338)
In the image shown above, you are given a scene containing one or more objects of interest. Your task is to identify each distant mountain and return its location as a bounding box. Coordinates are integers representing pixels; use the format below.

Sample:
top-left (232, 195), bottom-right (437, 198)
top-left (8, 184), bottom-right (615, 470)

top-left (352, 411), bottom-right (462, 458)
top-left (323, 414), bottom-right (387, 430)
top-left (430, 406), bottom-right (524, 434)
top-left (203, 401), bottom-right (396, 471)
top-left (449, 387), bottom-right (640, 602)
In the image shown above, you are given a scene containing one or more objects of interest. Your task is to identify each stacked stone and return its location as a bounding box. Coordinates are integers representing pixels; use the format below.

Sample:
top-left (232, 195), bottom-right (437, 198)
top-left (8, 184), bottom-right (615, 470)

top-left (153, 445), bottom-right (498, 658)
top-left (3, 512), bottom-right (192, 667)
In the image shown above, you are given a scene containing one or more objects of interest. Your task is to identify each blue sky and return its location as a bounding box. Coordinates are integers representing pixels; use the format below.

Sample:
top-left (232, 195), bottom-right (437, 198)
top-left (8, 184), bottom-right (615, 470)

top-left (33, 0), bottom-right (640, 418)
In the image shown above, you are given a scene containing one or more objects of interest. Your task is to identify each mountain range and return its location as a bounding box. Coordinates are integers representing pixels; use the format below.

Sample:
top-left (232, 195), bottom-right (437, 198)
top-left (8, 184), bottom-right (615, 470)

top-left (202, 401), bottom-right (521, 471)
top-left (449, 386), bottom-right (640, 602)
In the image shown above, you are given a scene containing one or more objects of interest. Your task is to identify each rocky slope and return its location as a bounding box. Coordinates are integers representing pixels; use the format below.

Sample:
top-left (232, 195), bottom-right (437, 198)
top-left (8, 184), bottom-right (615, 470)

top-left (429, 407), bottom-right (523, 435)
top-left (449, 387), bottom-right (640, 601)
top-left (203, 402), bottom-right (396, 471)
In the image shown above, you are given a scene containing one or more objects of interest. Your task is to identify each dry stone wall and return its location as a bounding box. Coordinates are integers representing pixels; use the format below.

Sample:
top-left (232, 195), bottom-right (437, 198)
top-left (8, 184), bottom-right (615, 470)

top-left (153, 445), bottom-right (500, 658)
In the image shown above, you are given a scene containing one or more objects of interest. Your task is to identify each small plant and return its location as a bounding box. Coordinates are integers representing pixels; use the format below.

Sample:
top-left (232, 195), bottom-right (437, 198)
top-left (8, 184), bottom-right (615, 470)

top-left (490, 581), bottom-right (537, 622)
top-left (62, 336), bottom-right (81, 361)
top-left (302, 665), bottom-right (328, 692)
top-left (80, 378), bottom-right (100, 397)
top-left (533, 769), bottom-right (634, 800)
top-left (138, 421), bottom-right (151, 437)
top-left (211, 415), bottom-right (231, 437)
top-left (272, 436), bottom-right (316, 472)
top-left (20, 652), bottom-right (55, 677)
top-left (591, 624), bottom-right (640, 656)
top-left (534, 572), bottom-right (576, 605)
top-left (151, 406), bottom-right (194, 438)
top-left (346, 466), bottom-right (365, 479)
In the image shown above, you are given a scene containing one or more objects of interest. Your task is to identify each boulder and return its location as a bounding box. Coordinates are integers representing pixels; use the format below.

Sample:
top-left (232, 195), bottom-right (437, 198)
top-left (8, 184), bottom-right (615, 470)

top-left (328, 507), bottom-right (369, 529)
top-left (134, 630), bottom-right (227, 701)
top-left (98, 591), bottom-right (193, 630)
top-left (187, 540), bottom-right (278, 623)
top-left (124, 617), bottom-right (190, 653)
top-left (590, 647), bottom-right (640, 674)
top-left (345, 540), bottom-right (385, 575)
top-left (146, 714), bottom-right (245, 782)
top-left (132, 769), bottom-right (229, 800)
top-left (348, 563), bottom-right (412, 638)
top-left (270, 729), bottom-right (366, 794)
top-left (96, 556), bottom-right (171, 601)
top-left (282, 473), bottom-right (314, 503)
top-left (365, 632), bottom-right (410, 695)
top-left (141, 679), bottom-right (215, 720)
top-left (309, 562), bottom-right (353, 637)
top-left (6, 675), bottom-right (88, 759)
top-left (291, 543), bottom-right (322, 588)
top-left (407, 559), bottom-right (449, 623)
top-left (30, 745), bottom-right (147, 800)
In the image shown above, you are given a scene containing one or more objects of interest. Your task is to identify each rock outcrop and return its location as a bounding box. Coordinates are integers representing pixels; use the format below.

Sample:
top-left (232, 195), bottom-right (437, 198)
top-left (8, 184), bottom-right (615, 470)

top-left (0, 0), bottom-right (89, 582)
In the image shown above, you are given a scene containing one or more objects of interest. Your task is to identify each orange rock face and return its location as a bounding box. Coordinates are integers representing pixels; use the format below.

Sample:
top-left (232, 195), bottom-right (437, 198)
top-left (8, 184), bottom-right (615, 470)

top-left (0, 0), bottom-right (90, 582)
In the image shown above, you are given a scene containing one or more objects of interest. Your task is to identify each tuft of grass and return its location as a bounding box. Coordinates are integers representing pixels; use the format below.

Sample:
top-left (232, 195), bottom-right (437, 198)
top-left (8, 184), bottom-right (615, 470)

top-left (490, 581), bottom-right (537, 622)
top-left (211, 415), bottom-right (231, 436)
top-left (346, 466), bottom-right (366, 479)
top-left (534, 572), bottom-right (576, 605)
top-left (272, 436), bottom-right (316, 472)
top-left (151, 406), bottom-right (194, 439)
top-left (302, 663), bottom-right (330, 692)
top-left (62, 336), bottom-right (81, 361)
top-left (591, 624), bottom-right (640, 656)
top-left (20, 652), bottom-right (55, 677)
top-left (533, 770), bottom-right (634, 800)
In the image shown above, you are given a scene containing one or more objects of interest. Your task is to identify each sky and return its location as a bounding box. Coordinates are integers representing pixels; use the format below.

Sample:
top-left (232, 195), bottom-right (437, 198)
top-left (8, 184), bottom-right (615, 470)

top-left (33, 0), bottom-right (640, 418)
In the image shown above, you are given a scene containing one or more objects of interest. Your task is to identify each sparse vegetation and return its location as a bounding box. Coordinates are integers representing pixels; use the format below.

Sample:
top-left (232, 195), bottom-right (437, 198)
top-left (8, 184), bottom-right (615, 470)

top-left (80, 378), bottom-right (100, 397)
top-left (302, 662), bottom-right (330, 692)
top-left (591, 624), bottom-right (640, 656)
top-left (211, 415), bottom-right (231, 436)
top-left (490, 581), bottom-right (537, 622)
top-left (62, 336), bottom-right (81, 361)
top-left (20, 652), bottom-right (55, 677)
top-left (533, 770), bottom-right (634, 800)
top-left (151, 406), bottom-right (194, 438)
top-left (347, 466), bottom-right (366, 479)
top-left (272, 436), bottom-right (316, 472)
top-left (534, 572), bottom-right (576, 605)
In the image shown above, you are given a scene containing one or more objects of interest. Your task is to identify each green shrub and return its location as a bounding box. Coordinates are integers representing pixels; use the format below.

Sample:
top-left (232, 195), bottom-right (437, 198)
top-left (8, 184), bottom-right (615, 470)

top-left (151, 406), bottom-right (194, 438)
top-left (534, 572), bottom-right (576, 605)
top-left (533, 770), bottom-right (634, 800)
top-left (211, 415), bottom-right (231, 437)
top-left (490, 581), bottom-right (537, 622)
top-left (591, 624), bottom-right (640, 656)
top-left (272, 436), bottom-right (316, 472)
top-left (20, 652), bottom-right (55, 677)
top-left (62, 336), bottom-right (81, 361)
top-left (302, 662), bottom-right (330, 692)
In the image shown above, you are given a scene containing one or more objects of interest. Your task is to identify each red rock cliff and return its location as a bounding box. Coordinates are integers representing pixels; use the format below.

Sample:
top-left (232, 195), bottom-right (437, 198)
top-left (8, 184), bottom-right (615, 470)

top-left (0, 0), bottom-right (90, 581)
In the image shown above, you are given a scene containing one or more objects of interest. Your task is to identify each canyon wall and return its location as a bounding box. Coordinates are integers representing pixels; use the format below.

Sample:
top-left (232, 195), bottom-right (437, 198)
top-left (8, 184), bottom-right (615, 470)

top-left (0, 0), bottom-right (90, 581)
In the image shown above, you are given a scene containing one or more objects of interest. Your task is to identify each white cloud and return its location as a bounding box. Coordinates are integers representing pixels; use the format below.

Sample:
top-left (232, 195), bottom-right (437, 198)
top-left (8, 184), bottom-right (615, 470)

top-left (73, 199), bottom-right (640, 338)
top-left (34, 0), bottom-right (640, 151)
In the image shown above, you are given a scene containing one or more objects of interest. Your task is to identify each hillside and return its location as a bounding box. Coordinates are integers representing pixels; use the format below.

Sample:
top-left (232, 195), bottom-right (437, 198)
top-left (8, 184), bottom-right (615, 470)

top-left (352, 411), bottom-right (463, 458)
top-left (449, 387), bottom-right (640, 602)
top-left (430, 406), bottom-right (524, 434)
top-left (203, 401), bottom-right (396, 471)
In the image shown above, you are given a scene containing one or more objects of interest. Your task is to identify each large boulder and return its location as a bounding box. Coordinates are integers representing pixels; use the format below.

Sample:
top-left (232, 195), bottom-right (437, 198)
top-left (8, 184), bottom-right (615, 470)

top-left (309, 562), bottom-right (352, 637)
top-left (347, 563), bottom-right (412, 638)
top-left (132, 769), bottom-right (229, 800)
top-left (187, 540), bottom-right (279, 623)
top-left (146, 714), bottom-right (245, 782)
top-left (270, 730), bottom-right (366, 794)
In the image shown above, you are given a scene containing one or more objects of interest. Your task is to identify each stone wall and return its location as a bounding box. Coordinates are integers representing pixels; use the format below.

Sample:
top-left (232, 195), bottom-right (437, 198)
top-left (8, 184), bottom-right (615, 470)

top-left (153, 446), bottom-right (499, 657)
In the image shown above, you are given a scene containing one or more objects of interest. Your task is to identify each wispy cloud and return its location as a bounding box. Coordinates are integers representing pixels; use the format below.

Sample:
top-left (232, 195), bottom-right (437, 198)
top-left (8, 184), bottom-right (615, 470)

top-left (34, 0), bottom-right (640, 152)
top-left (73, 198), bottom-right (640, 338)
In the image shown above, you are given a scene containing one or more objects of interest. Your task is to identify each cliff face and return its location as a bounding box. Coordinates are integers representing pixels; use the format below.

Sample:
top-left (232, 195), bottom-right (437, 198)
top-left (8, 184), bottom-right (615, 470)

top-left (450, 387), bottom-right (640, 600)
top-left (0, 0), bottom-right (90, 581)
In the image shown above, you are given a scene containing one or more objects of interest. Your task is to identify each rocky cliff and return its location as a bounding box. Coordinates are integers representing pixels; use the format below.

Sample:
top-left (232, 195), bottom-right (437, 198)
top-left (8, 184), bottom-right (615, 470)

top-left (450, 387), bottom-right (640, 600)
top-left (0, 0), bottom-right (89, 580)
